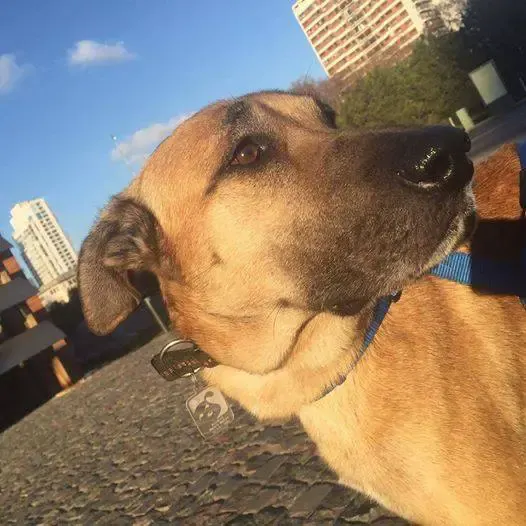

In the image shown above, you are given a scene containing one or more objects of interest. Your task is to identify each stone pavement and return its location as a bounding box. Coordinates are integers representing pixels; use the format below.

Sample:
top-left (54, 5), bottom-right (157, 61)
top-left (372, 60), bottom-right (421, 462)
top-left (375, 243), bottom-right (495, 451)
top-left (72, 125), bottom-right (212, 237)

top-left (0, 336), bottom-right (409, 525)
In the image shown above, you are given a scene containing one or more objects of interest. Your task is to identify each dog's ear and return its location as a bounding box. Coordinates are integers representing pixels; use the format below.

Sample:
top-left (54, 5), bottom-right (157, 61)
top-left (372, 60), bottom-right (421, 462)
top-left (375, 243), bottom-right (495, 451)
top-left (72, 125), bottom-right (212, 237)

top-left (78, 195), bottom-right (162, 335)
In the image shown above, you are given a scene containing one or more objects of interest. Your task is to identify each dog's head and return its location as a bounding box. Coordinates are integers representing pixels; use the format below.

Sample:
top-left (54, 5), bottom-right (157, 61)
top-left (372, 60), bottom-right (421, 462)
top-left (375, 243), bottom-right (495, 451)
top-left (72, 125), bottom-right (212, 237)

top-left (79, 91), bottom-right (475, 373)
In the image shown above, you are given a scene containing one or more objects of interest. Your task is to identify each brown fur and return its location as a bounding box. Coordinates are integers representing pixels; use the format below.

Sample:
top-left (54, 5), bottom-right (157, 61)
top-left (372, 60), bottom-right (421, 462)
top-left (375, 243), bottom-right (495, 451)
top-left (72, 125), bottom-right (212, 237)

top-left (467, 144), bottom-right (524, 263)
top-left (473, 143), bottom-right (522, 219)
top-left (78, 93), bottom-right (526, 525)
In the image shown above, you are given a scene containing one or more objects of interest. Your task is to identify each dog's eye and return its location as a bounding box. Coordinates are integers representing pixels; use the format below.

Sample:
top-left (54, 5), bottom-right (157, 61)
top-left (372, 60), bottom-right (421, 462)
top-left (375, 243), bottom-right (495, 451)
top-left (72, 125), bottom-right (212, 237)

top-left (231, 140), bottom-right (263, 166)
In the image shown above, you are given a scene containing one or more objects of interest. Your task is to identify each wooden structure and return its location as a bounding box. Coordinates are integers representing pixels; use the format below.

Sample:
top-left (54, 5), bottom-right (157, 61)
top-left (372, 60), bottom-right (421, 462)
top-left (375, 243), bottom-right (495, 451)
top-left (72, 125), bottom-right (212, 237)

top-left (0, 234), bottom-right (82, 431)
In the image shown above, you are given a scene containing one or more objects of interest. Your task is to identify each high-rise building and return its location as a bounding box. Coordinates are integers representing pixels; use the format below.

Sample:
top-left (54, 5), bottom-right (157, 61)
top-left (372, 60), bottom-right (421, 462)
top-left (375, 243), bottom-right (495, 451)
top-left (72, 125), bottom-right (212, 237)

top-left (10, 198), bottom-right (77, 305)
top-left (293, 0), bottom-right (446, 82)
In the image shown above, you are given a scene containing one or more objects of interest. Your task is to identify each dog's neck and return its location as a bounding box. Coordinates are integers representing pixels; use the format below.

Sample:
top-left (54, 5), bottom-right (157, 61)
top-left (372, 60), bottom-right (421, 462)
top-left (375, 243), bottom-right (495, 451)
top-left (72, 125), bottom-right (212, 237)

top-left (201, 302), bottom-right (379, 420)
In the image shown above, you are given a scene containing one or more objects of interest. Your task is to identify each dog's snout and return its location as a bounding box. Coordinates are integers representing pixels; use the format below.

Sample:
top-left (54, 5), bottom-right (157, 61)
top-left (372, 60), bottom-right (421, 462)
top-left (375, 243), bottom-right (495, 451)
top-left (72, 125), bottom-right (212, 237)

top-left (396, 127), bottom-right (473, 190)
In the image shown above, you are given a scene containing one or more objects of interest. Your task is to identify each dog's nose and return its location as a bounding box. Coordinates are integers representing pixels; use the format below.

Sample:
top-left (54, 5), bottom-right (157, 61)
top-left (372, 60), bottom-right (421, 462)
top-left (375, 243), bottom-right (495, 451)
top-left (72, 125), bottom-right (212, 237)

top-left (396, 126), bottom-right (473, 190)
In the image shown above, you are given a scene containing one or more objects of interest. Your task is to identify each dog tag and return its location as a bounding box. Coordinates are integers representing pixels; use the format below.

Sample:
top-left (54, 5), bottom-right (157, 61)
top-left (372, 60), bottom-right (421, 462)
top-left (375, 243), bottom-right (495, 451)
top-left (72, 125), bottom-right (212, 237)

top-left (151, 338), bottom-right (232, 438)
top-left (186, 381), bottom-right (234, 439)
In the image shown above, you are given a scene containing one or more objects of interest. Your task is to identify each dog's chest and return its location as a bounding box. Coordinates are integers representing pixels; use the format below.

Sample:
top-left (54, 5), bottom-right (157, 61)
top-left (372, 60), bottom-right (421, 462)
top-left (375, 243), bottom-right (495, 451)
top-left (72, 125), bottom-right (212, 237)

top-left (297, 385), bottom-right (446, 524)
top-left (299, 388), bottom-right (384, 489)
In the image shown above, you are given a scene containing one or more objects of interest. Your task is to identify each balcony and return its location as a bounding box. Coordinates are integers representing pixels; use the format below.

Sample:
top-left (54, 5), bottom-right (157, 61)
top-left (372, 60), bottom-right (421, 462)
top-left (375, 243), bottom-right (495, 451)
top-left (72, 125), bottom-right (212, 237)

top-left (0, 320), bottom-right (65, 376)
top-left (0, 277), bottom-right (38, 312)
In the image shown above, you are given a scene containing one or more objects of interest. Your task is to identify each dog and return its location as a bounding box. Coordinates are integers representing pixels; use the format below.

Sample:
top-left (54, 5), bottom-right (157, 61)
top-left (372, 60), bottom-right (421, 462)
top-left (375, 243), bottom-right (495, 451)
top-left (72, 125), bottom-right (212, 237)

top-left (78, 92), bottom-right (526, 525)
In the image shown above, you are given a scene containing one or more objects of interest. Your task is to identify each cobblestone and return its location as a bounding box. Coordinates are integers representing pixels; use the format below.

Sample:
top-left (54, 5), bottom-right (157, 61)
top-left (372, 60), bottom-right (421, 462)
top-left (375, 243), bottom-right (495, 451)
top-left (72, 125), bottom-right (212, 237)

top-left (0, 336), bottom-right (409, 524)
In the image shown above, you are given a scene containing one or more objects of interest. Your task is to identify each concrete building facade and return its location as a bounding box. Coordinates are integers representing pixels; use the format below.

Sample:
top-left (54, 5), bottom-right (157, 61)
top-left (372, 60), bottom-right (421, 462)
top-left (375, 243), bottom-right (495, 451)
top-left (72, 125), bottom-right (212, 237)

top-left (292, 0), bottom-right (446, 81)
top-left (11, 198), bottom-right (78, 306)
top-left (39, 268), bottom-right (78, 306)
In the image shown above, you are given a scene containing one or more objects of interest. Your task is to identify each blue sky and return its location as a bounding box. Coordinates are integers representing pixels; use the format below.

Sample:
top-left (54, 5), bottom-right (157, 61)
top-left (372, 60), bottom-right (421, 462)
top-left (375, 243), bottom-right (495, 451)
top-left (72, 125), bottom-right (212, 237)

top-left (0, 1), bottom-right (325, 253)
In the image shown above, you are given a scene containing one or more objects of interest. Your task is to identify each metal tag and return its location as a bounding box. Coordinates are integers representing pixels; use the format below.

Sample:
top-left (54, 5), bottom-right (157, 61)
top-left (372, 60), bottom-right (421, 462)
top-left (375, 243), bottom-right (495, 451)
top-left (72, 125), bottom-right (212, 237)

top-left (151, 339), bottom-right (216, 381)
top-left (186, 385), bottom-right (234, 439)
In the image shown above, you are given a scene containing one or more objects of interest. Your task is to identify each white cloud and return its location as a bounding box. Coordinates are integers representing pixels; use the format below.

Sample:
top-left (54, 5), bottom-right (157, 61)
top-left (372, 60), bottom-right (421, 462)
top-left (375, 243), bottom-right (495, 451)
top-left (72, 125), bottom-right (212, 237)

top-left (111, 115), bottom-right (189, 166)
top-left (0, 54), bottom-right (30, 94)
top-left (68, 40), bottom-right (136, 66)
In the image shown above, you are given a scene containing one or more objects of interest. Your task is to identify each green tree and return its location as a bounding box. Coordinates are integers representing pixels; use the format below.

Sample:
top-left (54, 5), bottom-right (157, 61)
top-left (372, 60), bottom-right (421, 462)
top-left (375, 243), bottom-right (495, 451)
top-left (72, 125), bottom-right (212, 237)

top-left (290, 74), bottom-right (346, 108)
top-left (338, 35), bottom-right (480, 129)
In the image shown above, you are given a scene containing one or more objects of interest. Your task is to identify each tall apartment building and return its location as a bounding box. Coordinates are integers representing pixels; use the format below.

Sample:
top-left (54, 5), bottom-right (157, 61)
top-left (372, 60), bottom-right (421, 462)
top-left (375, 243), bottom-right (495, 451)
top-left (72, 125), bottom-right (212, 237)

top-left (293, 0), bottom-right (446, 81)
top-left (10, 198), bottom-right (78, 306)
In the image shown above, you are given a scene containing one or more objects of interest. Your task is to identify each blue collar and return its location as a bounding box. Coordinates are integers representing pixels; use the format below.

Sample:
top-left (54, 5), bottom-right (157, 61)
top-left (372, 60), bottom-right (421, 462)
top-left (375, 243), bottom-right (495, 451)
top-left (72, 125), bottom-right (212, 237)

top-left (432, 138), bottom-right (526, 304)
top-left (319, 246), bottom-right (526, 400)
top-left (429, 251), bottom-right (526, 298)
top-left (349, 291), bottom-right (402, 369)
top-left (359, 247), bottom-right (526, 360)
top-left (316, 292), bottom-right (401, 399)
top-left (361, 292), bottom-right (401, 351)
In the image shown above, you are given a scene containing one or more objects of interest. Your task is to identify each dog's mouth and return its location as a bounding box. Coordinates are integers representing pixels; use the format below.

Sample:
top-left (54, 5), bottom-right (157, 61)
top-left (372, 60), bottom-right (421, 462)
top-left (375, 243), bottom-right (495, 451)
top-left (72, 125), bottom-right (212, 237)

top-left (455, 200), bottom-right (478, 246)
top-left (413, 136), bottom-right (476, 268)
top-left (441, 134), bottom-right (475, 190)
top-left (446, 151), bottom-right (474, 190)
top-left (325, 174), bottom-right (478, 317)
top-left (421, 183), bottom-right (477, 273)
top-left (301, 133), bottom-right (477, 318)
